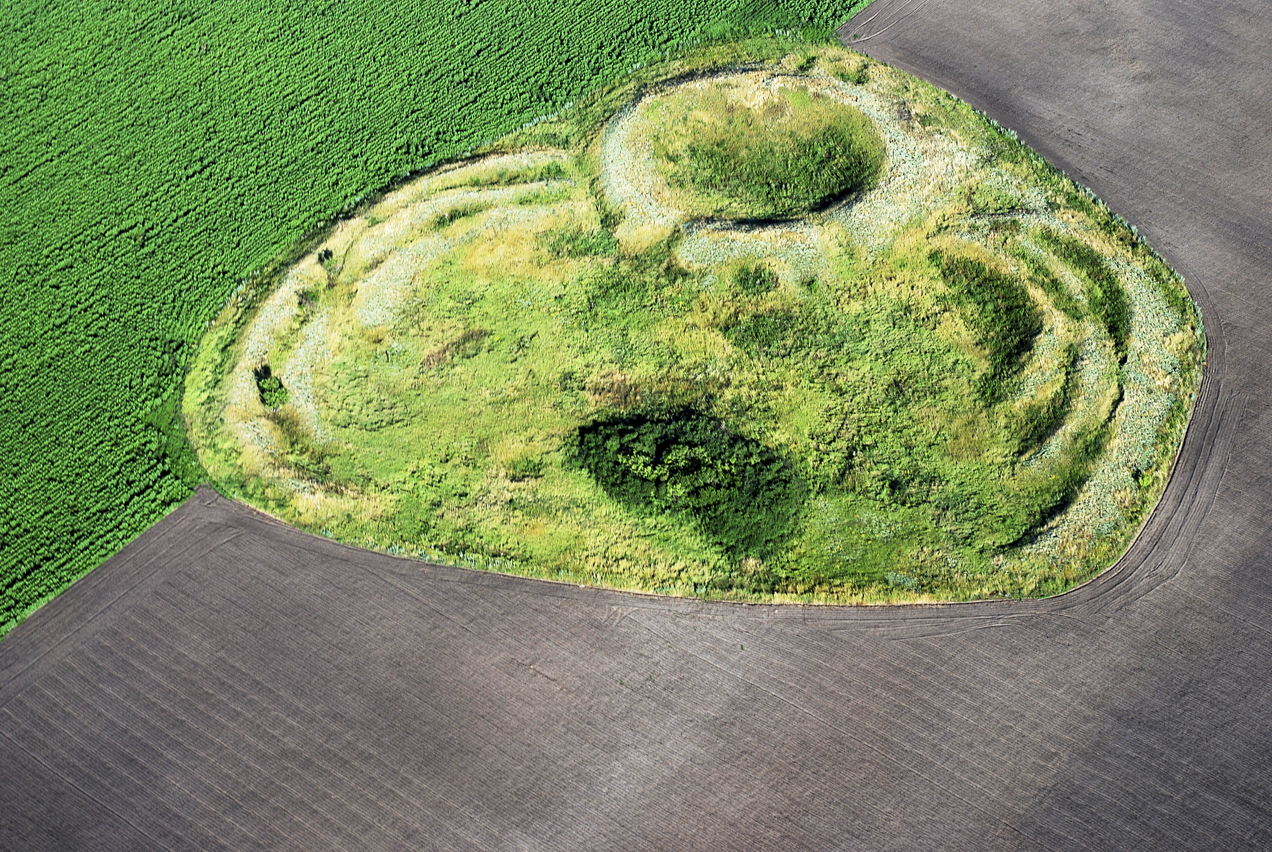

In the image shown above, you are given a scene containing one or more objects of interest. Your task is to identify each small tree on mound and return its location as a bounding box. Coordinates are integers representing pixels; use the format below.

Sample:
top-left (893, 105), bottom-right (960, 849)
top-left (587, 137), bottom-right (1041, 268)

top-left (254, 365), bottom-right (289, 409)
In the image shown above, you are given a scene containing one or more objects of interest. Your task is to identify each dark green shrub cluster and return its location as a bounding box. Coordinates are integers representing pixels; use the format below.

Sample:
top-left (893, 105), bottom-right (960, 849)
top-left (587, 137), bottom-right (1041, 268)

top-left (734, 262), bottom-right (779, 295)
top-left (254, 365), bottom-right (290, 409)
top-left (933, 253), bottom-right (1042, 401)
top-left (570, 409), bottom-right (806, 559)
top-left (1038, 229), bottom-right (1129, 360)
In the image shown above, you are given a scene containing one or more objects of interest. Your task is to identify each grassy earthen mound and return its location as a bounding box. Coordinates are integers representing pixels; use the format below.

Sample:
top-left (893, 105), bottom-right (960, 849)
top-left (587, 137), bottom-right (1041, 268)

top-left (184, 42), bottom-right (1202, 603)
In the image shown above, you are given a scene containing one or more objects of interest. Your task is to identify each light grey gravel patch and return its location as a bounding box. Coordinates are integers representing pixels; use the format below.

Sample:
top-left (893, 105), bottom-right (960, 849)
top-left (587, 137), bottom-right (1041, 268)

top-left (813, 73), bottom-right (977, 253)
top-left (1016, 253), bottom-right (1186, 553)
top-left (598, 99), bottom-right (683, 233)
top-left (281, 309), bottom-right (332, 440)
top-left (677, 219), bottom-right (830, 283)
top-left (355, 182), bottom-right (570, 328)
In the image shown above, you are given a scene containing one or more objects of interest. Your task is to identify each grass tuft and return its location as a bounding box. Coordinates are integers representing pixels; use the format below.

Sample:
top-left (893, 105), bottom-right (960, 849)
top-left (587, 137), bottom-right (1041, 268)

top-left (933, 252), bottom-right (1042, 402)
top-left (1038, 228), bottom-right (1130, 361)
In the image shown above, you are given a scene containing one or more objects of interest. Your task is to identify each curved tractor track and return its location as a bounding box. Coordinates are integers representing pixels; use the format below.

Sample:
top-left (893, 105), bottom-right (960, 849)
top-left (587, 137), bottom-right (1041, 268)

top-left (4, 1), bottom-right (1272, 848)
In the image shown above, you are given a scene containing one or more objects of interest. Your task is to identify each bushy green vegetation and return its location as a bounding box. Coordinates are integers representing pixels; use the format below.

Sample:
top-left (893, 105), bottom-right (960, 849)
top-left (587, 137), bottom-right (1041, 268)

top-left (734, 263), bottom-right (781, 296)
top-left (571, 409), bottom-right (805, 559)
top-left (184, 45), bottom-right (1203, 604)
top-left (254, 366), bottom-right (290, 409)
top-left (539, 226), bottom-right (620, 259)
top-left (1, 1), bottom-right (867, 637)
top-left (649, 81), bottom-right (886, 217)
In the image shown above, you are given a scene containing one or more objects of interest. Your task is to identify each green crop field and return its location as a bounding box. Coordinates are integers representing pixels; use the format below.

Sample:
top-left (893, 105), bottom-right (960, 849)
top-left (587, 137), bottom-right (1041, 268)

top-left (184, 44), bottom-right (1202, 604)
top-left (0, 0), bottom-right (866, 638)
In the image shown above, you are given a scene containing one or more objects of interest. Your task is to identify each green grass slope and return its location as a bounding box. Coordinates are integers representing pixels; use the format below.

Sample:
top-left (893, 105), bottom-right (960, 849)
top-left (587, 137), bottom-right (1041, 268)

top-left (183, 50), bottom-right (1201, 605)
top-left (0, 0), bottom-right (862, 638)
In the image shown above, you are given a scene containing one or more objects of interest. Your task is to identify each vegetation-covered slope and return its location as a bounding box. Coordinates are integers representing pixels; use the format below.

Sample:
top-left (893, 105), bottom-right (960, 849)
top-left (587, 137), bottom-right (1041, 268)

top-left (185, 45), bottom-right (1202, 603)
top-left (0, 1), bottom-right (861, 638)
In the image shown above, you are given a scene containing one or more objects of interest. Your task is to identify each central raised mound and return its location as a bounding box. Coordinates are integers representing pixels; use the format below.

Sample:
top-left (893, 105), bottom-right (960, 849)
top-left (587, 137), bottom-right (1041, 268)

top-left (643, 76), bottom-right (885, 218)
top-left (185, 40), bottom-right (1202, 603)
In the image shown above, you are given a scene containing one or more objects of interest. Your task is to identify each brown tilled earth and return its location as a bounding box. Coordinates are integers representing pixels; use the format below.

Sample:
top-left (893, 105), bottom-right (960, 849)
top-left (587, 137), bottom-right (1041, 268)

top-left (4, 1), bottom-right (1272, 848)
